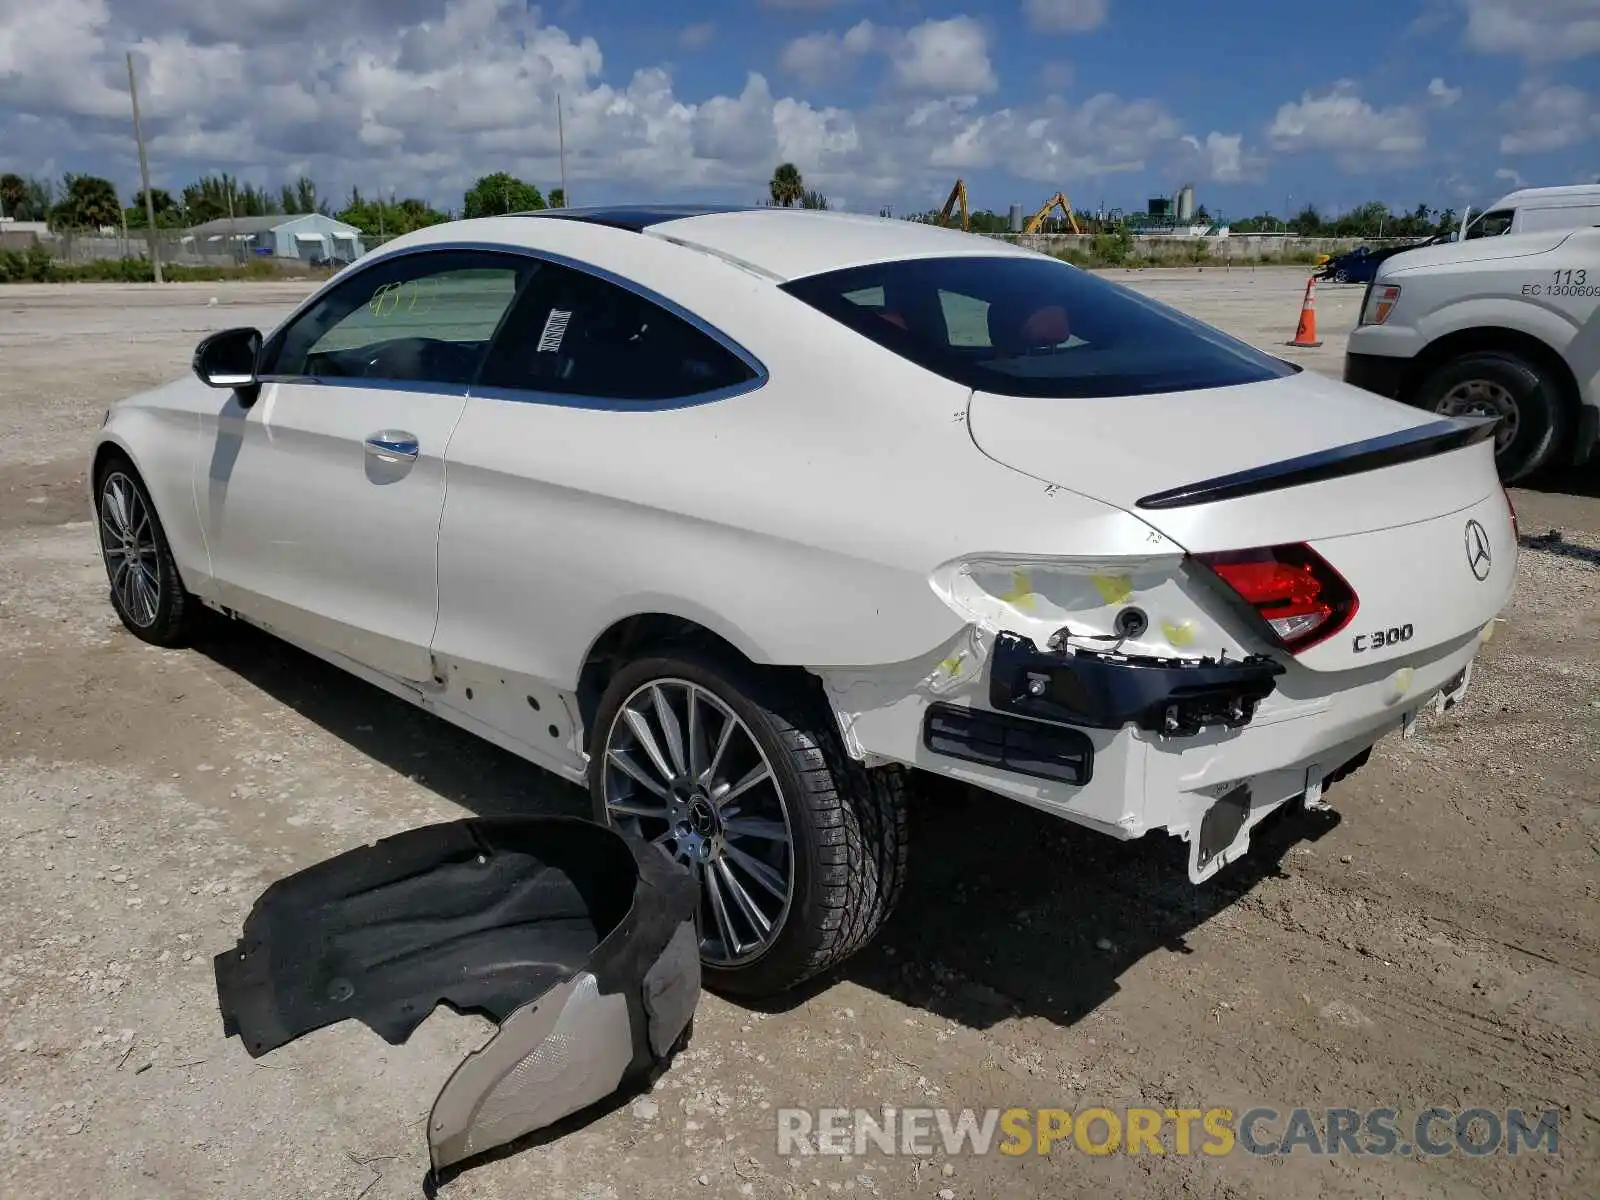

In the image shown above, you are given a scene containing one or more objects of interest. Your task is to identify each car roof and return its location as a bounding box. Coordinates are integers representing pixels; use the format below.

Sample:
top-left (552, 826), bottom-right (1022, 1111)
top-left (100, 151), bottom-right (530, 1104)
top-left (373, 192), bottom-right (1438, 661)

top-left (1488, 184), bottom-right (1600, 209)
top-left (395, 206), bottom-right (1037, 284)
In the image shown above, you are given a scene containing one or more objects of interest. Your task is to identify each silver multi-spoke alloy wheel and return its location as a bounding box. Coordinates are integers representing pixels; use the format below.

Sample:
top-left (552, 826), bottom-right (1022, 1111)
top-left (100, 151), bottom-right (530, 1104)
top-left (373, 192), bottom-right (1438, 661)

top-left (99, 471), bottom-right (162, 628)
top-left (1436, 378), bottom-right (1520, 452)
top-left (600, 678), bottom-right (796, 967)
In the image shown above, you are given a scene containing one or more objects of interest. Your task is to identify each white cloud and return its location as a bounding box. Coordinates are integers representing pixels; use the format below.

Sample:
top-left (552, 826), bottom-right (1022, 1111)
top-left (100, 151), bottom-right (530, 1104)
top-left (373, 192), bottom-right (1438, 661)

top-left (1498, 81), bottom-right (1599, 153)
top-left (759, 0), bottom-right (854, 9)
top-left (776, 20), bottom-right (877, 87)
top-left (1267, 80), bottom-right (1425, 170)
top-left (1023, 0), bottom-right (1109, 33)
top-left (885, 17), bottom-right (997, 95)
top-left (1494, 166), bottom-right (1527, 189)
top-left (0, 0), bottom-right (1230, 213)
top-left (1461, 0), bottom-right (1600, 63)
top-left (1427, 76), bottom-right (1462, 106)
top-left (780, 16), bottom-right (996, 96)
top-left (1179, 131), bottom-right (1265, 183)
top-left (678, 21), bottom-right (715, 49)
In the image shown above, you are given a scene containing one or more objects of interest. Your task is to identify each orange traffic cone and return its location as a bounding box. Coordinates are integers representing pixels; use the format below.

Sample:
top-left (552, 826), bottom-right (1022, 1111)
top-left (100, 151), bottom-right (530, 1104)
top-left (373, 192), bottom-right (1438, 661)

top-left (1286, 276), bottom-right (1322, 347)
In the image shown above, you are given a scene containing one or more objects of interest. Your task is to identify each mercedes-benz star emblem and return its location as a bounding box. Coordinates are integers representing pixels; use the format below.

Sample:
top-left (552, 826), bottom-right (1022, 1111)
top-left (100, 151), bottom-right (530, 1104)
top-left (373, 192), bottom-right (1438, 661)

top-left (1464, 519), bottom-right (1492, 581)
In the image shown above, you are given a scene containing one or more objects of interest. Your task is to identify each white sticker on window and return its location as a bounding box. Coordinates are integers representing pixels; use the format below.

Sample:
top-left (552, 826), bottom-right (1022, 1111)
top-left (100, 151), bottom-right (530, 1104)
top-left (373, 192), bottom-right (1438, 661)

top-left (537, 308), bottom-right (572, 353)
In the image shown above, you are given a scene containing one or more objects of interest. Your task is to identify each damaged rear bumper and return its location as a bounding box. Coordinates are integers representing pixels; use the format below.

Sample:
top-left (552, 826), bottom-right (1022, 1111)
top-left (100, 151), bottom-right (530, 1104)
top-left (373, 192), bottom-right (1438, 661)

top-left (823, 622), bottom-right (1488, 882)
top-left (214, 816), bottom-right (700, 1174)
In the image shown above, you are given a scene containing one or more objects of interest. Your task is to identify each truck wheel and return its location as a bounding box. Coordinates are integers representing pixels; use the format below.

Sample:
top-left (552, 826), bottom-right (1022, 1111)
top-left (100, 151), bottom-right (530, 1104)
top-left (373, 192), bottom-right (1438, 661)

top-left (1415, 351), bottom-right (1565, 483)
top-left (589, 651), bottom-right (908, 998)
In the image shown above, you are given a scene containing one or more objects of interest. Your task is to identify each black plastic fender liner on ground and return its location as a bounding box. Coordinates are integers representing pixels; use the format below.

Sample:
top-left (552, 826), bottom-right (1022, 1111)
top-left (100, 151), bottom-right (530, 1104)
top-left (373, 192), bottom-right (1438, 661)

top-left (212, 816), bottom-right (701, 1172)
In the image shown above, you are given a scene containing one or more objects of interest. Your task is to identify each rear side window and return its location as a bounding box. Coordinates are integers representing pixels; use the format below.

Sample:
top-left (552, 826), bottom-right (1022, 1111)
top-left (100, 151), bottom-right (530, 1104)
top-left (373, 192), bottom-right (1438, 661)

top-left (1517, 204), bottom-right (1600, 233)
top-left (476, 262), bottom-right (758, 401)
top-left (781, 255), bottom-right (1295, 398)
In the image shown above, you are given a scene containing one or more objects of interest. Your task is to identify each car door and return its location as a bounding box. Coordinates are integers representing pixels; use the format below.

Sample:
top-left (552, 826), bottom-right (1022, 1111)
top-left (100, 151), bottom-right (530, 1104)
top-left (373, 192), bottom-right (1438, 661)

top-left (199, 248), bottom-right (533, 683)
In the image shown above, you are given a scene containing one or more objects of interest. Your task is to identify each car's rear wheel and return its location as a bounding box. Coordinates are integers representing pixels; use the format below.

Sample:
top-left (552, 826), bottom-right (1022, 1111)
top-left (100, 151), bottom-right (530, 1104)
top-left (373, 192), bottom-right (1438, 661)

top-left (1415, 351), bottom-right (1565, 483)
top-left (588, 651), bottom-right (907, 998)
top-left (1333, 267), bottom-right (1349, 283)
top-left (95, 456), bottom-right (198, 647)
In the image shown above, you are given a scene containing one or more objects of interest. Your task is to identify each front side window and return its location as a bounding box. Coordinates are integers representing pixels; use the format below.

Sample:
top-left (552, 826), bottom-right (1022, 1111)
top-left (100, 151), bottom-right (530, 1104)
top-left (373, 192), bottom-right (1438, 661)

top-left (476, 262), bottom-right (758, 400)
top-left (262, 250), bottom-right (531, 387)
top-left (782, 255), bottom-right (1295, 398)
top-left (1464, 209), bottom-right (1514, 240)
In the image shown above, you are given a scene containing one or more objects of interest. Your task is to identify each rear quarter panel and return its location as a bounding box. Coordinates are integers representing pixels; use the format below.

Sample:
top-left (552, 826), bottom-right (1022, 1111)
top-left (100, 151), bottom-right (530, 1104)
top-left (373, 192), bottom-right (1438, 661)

top-left (430, 257), bottom-right (1172, 688)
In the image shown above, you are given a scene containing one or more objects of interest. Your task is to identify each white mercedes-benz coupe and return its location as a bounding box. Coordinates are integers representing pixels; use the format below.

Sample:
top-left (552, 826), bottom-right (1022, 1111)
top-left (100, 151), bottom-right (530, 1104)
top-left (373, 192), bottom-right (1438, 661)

top-left (92, 205), bottom-right (1518, 995)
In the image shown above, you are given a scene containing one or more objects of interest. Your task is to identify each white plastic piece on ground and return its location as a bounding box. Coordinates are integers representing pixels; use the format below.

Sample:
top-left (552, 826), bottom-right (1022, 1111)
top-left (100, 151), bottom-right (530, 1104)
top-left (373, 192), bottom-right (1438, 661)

top-left (427, 972), bottom-right (633, 1171)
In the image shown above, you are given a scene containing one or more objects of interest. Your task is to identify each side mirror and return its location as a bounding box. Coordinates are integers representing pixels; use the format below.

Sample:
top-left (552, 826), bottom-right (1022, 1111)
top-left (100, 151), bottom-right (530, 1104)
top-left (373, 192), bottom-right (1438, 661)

top-left (193, 327), bottom-right (262, 389)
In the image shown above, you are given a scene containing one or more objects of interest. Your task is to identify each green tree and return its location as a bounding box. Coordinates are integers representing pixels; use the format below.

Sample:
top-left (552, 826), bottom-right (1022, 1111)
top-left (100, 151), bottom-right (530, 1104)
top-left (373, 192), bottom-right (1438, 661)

top-left (548, 187), bottom-right (565, 209)
top-left (51, 174), bottom-right (121, 229)
top-left (1288, 204), bottom-right (1323, 237)
top-left (768, 162), bottom-right (804, 207)
top-left (279, 184), bottom-right (299, 215)
top-left (125, 188), bottom-right (181, 230)
top-left (0, 173), bottom-right (29, 219)
top-left (181, 173), bottom-right (277, 223)
top-left (295, 175), bottom-right (324, 216)
top-left (336, 189), bottom-right (449, 237)
top-left (462, 173), bottom-right (545, 218)
top-left (800, 187), bottom-right (829, 210)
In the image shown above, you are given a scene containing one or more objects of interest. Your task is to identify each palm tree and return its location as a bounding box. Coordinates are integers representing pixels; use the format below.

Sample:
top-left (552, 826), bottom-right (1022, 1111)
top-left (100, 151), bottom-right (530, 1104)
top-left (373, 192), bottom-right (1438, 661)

top-left (769, 163), bottom-right (804, 208)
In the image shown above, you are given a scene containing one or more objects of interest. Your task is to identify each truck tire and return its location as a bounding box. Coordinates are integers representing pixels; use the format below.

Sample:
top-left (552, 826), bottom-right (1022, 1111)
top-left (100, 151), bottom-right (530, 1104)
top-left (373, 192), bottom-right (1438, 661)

top-left (589, 650), bottom-right (908, 998)
top-left (1415, 351), bottom-right (1566, 483)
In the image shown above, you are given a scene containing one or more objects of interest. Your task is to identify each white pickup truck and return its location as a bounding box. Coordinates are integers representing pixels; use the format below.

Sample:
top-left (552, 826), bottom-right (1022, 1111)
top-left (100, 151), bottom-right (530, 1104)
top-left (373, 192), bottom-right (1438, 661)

top-left (1344, 225), bottom-right (1600, 481)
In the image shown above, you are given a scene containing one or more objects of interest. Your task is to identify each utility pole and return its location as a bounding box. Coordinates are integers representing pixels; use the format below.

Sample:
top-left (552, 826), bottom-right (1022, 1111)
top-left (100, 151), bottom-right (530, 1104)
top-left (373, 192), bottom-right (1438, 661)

top-left (127, 50), bottom-right (162, 282)
top-left (225, 177), bottom-right (237, 264)
top-left (557, 91), bottom-right (568, 207)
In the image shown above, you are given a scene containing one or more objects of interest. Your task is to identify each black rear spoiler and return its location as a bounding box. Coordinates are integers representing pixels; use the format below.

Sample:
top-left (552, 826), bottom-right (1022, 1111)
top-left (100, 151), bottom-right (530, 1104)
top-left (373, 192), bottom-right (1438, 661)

top-left (1136, 416), bottom-right (1497, 510)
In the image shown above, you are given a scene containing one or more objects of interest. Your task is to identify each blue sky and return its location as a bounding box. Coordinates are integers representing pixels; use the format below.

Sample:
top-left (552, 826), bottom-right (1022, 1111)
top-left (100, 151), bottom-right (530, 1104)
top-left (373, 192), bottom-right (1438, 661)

top-left (1, 0), bottom-right (1596, 219)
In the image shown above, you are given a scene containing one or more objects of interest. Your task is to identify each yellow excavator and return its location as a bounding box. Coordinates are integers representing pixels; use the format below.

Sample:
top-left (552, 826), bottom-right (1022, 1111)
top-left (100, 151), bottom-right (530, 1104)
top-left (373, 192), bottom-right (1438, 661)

top-left (935, 178), bottom-right (970, 232)
top-left (1023, 191), bottom-right (1082, 235)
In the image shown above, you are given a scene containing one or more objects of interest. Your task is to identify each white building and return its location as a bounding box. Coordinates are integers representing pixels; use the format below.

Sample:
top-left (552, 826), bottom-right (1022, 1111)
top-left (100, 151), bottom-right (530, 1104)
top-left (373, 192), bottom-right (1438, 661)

top-left (183, 213), bottom-right (366, 262)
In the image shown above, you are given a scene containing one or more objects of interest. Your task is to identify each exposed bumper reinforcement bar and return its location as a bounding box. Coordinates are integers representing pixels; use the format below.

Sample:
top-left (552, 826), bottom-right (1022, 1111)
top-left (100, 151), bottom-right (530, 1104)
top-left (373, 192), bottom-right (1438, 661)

top-left (988, 630), bottom-right (1285, 737)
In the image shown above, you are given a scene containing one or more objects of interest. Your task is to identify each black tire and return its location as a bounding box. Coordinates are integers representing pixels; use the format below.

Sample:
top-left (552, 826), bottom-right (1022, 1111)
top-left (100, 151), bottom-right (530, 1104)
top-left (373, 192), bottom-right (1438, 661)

top-left (1414, 351), bottom-right (1566, 483)
top-left (588, 650), bottom-right (908, 998)
top-left (93, 454), bottom-right (199, 647)
top-left (1333, 268), bottom-right (1349, 283)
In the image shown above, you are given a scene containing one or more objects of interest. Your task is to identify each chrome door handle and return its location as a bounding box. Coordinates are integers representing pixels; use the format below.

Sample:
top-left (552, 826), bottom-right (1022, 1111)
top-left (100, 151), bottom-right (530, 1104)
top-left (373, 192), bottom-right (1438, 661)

top-left (364, 431), bottom-right (419, 460)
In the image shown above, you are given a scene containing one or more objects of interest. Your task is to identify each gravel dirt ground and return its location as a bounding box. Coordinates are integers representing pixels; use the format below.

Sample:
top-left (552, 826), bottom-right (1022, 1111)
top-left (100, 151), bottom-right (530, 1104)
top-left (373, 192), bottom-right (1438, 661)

top-left (1, 271), bottom-right (1596, 1200)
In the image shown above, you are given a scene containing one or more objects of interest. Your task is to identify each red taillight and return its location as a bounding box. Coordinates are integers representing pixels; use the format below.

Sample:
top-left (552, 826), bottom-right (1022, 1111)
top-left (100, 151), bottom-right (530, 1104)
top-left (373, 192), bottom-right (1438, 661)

top-left (1199, 543), bottom-right (1359, 653)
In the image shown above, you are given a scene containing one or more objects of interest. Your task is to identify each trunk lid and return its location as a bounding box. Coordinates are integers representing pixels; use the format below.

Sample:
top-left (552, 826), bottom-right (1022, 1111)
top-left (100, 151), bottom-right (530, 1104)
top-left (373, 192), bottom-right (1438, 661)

top-left (968, 373), bottom-right (1516, 670)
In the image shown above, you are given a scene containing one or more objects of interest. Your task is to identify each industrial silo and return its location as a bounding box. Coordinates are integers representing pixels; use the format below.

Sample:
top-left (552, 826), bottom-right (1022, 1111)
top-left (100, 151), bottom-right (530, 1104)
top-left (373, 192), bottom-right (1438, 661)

top-left (1008, 204), bottom-right (1023, 232)
top-left (1177, 183), bottom-right (1196, 222)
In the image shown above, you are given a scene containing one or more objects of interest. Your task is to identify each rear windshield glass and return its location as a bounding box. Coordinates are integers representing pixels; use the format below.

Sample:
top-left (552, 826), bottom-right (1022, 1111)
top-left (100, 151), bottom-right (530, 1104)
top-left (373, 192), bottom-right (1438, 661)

top-left (781, 255), bottom-right (1297, 398)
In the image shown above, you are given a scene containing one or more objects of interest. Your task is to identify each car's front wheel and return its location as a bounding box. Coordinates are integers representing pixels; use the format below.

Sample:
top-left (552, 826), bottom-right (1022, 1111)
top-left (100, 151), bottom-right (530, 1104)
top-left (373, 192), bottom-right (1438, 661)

top-left (1415, 351), bottom-right (1566, 482)
top-left (589, 652), bottom-right (907, 998)
top-left (94, 455), bottom-right (198, 647)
